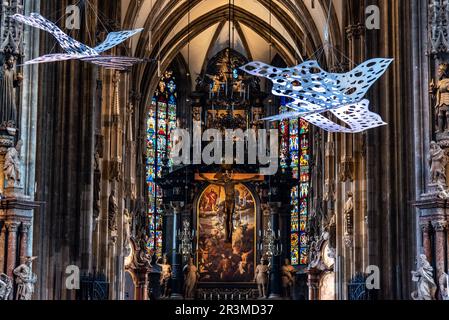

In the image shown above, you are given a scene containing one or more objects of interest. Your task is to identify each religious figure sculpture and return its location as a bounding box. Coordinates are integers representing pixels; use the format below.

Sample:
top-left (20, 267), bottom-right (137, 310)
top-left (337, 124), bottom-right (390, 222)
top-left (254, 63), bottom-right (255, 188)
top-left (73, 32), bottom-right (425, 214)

top-left (430, 63), bottom-right (449, 133)
top-left (108, 188), bottom-right (118, 233)
top-left (254, 257), bottom-right (269, 299)
top-left (158, 254), bottom-right (172, 299)
top-left (123, 209), bottom-right (132, 255)
top-left (0, 54), bottom-right (23, 126)
top-left (13, 256), bottom-right (38, 301)
top-left (199, 170), bottom-right (258, 243)
top-left (4, 140), bottom-right (23, 188)
top-left (183, 257), bottom-right (199, 299)
top-left (0, 273), bottom-right (12, 300)
top-left (439, 272), bottom-right (449, 300)
top-left (429, 141), bottom-right (448, 186)
top-left (93, 150), bottom-right (101, 228)
top-left (343, 192), bottom-right (354, 247)
top-left (281, 258), bottom-right (296, 299)
top-left (411, 254), bottom-right (437, 300)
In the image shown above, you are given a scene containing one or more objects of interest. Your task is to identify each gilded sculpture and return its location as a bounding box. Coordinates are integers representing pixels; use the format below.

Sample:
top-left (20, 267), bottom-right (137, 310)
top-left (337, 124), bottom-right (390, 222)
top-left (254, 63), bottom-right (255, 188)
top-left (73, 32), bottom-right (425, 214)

top-left (183, 257), bottom-right (199, 299)
top-left (254, 257), bottom-right (269, 299)
top-left (158, 254), bottom-right (172, 299)
top-left (430, 63), bottom-right (449, 133)
top-left (281, 258), bottom-right (296, 299)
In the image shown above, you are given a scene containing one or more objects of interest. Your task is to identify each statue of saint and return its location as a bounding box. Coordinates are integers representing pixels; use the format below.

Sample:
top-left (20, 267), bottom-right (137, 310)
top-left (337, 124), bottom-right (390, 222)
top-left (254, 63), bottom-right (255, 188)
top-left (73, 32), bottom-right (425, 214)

top-left (429, 141), bottom-right (448, 186)
top-left (13, 256), bottom-right (38, 300)
top-left (158, 255), bottom-right (172, 299)
top-left (254, 257), bottom-right (269, 299)
top-left (183, 257), bottom-right (199, 299)
top-left (108, 188), bottom-right (118, 233)
top-left (4, 140), bottom-right (23, 188)
top-left (411, 254), bottom-right (437, 300)
top-left (343, 192), bottom-right (354, 240)
top-left (0, 55), bottom-right (23, 126)
top-left (123, 209), bottom-right (132, 254)
top-left (199, 170), bottom-right (258, 243)
top-left (0, 273), bottom-right (12, 300)
top-left (430, 63), bottom-right (449, 133)
top-left (439, 272), bottom-right (449, 301)
top-left (281, 258), bottom-right (296, 299)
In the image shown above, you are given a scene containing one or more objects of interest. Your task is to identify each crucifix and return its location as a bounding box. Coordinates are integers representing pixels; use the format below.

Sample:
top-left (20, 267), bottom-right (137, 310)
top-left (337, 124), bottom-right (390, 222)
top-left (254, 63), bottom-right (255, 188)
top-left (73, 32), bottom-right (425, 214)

top-left (198, 170), bottom-right (261, 243)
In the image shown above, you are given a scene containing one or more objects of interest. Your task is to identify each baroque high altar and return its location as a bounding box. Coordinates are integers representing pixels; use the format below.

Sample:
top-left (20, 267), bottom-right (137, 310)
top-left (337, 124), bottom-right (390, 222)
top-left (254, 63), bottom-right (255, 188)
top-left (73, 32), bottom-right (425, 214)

top-left (1, 0), bottom-right (448, 302)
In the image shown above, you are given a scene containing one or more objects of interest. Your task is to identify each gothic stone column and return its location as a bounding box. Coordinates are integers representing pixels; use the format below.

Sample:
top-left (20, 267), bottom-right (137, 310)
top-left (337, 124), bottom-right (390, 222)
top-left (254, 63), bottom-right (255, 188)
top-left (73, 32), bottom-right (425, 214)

top-left (0, 222), bottom-right (5, 274)
top-left (432, 221), bottom-right (447, 279)
top-left (306, 268), bottom-right (321, 301)
top-left (19, 223), bottom-right (31, 264)
top-left (135, 270), bottom-right (149, 301)
top-left (170, 201), bottom-right (184, 300)
top-left (5, 221), bottom-right (19, 278)
top-left (420, 222), bottom-right (432, 263)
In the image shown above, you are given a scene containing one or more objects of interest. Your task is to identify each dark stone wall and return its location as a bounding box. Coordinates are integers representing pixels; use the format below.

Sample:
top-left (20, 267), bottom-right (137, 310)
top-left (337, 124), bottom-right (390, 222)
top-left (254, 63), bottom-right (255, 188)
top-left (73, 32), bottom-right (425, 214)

top-left (33, 0), bottom-right (117, 300)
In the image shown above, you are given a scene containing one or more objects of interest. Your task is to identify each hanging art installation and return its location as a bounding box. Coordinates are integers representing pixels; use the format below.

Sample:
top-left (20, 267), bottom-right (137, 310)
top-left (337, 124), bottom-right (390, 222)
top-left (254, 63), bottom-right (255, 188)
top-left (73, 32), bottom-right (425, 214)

top-left (11, 13), bottom-right (147, 70)
top-left (240, 58), bottom-right (393, 133)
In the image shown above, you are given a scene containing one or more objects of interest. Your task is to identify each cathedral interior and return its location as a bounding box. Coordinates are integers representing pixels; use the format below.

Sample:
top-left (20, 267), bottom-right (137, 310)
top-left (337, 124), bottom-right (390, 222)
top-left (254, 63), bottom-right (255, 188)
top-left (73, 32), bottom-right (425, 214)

top-left (0, 0), bottom-right (448, 303)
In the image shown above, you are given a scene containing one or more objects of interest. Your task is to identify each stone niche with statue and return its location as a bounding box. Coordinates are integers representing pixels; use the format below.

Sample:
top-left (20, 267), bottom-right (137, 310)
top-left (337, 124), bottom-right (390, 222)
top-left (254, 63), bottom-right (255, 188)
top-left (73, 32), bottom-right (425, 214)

top-left (0, 0), bottom-right (39, 300)
top-left (415, 59), bottom-right (449, 300)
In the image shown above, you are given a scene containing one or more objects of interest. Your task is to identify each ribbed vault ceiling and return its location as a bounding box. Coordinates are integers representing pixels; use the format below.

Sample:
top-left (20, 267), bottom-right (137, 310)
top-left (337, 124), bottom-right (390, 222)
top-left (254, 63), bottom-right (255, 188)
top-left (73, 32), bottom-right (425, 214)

top-left (120, 0), bottom-right (343, 104)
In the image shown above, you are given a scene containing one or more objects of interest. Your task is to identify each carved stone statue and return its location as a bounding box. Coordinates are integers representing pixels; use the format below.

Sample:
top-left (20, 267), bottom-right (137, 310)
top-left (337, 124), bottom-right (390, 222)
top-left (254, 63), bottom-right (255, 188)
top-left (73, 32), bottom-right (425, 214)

top-left (411, 254), bottom-right (437, 300)
top-left (183, 257), bottom-right (199, 299)
top-left (0, 273), bottom-right (12, 300)
top-left (108, 188), bottom-right (118, 233)
top-left (4, 139), bottom-right (22, 188)
top-left (429, 141), bottom-right (448, 186)
top-left (439, 272), bottom-right (449, 300)
top-left (343, 192), bottom-right (354, 247)
top-left (323, 179), bottom-right (335, 202)
top-left (13, 256), bottom-right (38, 301)
top-left (254, 257), bottom-right (269, 299)
top-left (123, 209), bottom-right (132, 254)
top-left (158, 254), bottom-right (172, 299)
top-left (430, 63), bottom-right (449, 133)
top-left (93, 155), bottom-right (101, 228)
top-left (0, 54), bottom-right (23, 126)
top-left (281, 258), bottom-right (296, 299)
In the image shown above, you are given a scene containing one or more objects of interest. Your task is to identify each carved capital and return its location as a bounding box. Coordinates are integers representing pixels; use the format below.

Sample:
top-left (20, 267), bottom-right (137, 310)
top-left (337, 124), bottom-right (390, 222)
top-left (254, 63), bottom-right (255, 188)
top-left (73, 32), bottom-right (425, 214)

top-left (432, 220), bottom-right (447, 232)
top-left (20, 223), bottom-right (31, 234)
top-left (5, 221), bottom-right (20, 233)
top-left (420, 221), bottom-right (432, 233)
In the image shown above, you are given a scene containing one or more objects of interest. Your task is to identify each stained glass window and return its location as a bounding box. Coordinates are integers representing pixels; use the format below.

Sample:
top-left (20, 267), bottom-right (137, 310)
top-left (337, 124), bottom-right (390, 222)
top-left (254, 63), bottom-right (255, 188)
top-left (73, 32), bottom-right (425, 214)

top-left (279, 98), bottom-right (310, 266)
top-left (146, 71), bottom-right (177, 258)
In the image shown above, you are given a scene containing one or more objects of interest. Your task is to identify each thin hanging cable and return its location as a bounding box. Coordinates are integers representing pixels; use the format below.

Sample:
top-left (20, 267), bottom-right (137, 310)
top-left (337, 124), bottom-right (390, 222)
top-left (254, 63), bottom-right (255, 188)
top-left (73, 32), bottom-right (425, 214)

top-left (269, 0), bottom-right (272, 63)
top-left (187, 0), bottom-right (191, 70)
